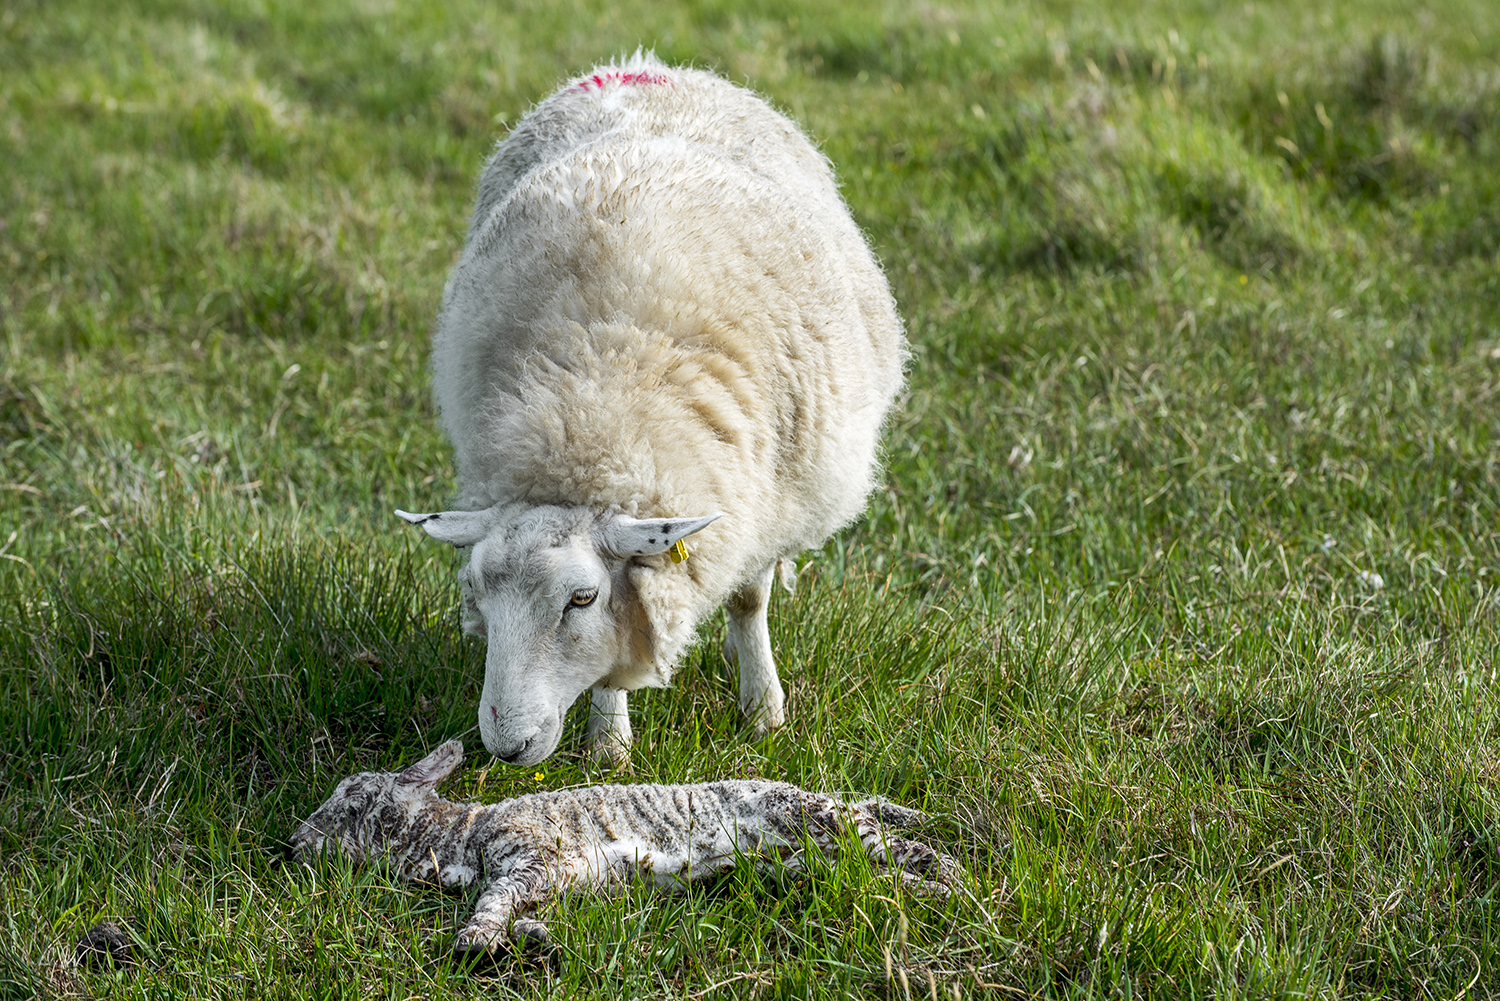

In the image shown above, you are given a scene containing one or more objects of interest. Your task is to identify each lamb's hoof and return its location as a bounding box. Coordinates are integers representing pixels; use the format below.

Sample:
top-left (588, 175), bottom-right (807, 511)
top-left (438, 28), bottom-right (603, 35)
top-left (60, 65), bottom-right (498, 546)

top-left (452, 928), bottom-right (507, 969)
top-left (508, 918), bottom-right (552, 952)
top-left (452, 918), bottom-right (558, 972)
top-left (893, 874), bottom-right (954, 899)
top-left (509, 918), bottom-right (560, 968)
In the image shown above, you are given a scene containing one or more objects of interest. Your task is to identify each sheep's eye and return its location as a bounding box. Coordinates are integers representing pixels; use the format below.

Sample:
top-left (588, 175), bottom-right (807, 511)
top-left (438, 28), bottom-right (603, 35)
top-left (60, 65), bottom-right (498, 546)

top-left (569, 588), bottom-right (598, 608)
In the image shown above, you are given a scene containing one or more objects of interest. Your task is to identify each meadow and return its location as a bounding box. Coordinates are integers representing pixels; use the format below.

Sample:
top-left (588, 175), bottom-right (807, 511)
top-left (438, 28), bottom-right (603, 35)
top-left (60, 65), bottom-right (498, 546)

top-left (2, 0), bottom-right (1498, 996)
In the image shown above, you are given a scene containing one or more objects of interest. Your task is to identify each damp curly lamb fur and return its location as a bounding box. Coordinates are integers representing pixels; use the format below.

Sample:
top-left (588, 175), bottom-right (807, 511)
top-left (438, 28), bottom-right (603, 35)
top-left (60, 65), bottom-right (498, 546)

top-left (290, 741), bottom-right (960, 958)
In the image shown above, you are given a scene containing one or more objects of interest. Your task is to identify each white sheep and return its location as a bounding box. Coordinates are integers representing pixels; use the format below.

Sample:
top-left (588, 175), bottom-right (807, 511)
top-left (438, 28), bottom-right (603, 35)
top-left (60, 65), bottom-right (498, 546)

top-left (398, 54), bottom-right (905, 766)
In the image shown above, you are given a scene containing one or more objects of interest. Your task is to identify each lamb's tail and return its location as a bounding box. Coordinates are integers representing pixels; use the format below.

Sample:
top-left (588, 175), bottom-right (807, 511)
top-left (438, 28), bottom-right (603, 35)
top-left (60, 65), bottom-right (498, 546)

top-left (852, 798), bottom-right (927, 828)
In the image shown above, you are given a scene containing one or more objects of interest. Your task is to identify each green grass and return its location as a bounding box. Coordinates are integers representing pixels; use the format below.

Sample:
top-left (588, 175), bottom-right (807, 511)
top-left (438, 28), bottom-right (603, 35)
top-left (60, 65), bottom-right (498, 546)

top-left (3, 0), bottom-right (1499, 997)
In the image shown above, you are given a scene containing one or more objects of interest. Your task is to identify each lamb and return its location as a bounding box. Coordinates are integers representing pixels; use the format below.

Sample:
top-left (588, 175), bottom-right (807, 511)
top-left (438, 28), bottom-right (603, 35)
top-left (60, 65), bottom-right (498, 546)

top-left (288, 741), bottom-right (960, 958)
top-left (395, 53), bottom-right (906, 766)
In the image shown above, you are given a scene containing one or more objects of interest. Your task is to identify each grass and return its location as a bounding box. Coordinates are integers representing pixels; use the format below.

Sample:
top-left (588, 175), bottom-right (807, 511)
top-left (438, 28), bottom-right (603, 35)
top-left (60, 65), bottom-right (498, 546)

top-left (2, 0), bottom-right (1499, 996)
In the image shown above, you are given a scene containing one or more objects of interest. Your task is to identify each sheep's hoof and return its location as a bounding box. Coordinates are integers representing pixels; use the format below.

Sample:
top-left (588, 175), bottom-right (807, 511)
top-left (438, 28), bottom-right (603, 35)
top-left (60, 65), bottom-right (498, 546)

top-left (741, 688), bottom-right (786, 739)
top-left (584, 737), bottom-right (632, 773)
top-left (746, 713), bottom-right (785, 741)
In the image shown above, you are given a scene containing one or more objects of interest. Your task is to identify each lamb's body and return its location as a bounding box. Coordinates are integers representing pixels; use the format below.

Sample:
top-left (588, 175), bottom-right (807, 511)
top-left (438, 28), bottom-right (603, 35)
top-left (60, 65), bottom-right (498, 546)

top-left (290, 742), bottom-right (958, 957)
top-left (400, 55), bottom-right (907, 765)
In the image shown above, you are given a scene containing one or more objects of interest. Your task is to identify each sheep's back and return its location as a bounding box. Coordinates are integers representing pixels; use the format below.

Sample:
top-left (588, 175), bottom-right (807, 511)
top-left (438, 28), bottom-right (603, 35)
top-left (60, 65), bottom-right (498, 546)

top-left (469, 57), bottom-right (838, 242)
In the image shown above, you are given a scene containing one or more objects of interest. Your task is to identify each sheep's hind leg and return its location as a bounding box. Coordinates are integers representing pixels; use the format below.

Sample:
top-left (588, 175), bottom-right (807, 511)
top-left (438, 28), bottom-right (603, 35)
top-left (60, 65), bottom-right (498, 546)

top-left (452, 862), bottom-right (555, 960)
top-left (725, 563), bottom-right (784, 738)
top-left (585, 686), bottom-right (633, 768)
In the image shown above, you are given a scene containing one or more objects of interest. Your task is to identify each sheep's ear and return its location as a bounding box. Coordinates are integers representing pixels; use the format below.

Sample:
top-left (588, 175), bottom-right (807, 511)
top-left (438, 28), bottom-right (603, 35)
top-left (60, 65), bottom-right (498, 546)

top-left (597, 512), bottom-right (723, 559)
top-left (397, 740), bottom-right (464, 790)
top-left (395, 508), bottom-right (492, 547)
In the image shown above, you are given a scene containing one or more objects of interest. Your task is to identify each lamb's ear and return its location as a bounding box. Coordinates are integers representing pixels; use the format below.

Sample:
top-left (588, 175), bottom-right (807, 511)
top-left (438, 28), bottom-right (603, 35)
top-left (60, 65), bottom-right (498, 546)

top-left (394, 508), bottom-right (492, 547)
top-left (597, 512), bottom-right (724, 559)
top-left (396, 740), bottom-right (465, 790)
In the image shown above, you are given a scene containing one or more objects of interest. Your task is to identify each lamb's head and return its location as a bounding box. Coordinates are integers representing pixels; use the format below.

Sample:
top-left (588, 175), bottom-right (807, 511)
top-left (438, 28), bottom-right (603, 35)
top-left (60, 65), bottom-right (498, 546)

top-left (395, 504), bottom-right (721, 765)
top-left (289, 740), bottom-right (465, 862)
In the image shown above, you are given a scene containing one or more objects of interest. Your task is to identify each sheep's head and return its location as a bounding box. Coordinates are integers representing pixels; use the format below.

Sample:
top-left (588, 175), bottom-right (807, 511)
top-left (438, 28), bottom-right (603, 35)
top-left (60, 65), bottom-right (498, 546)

top-left (289, 740), bottom-right (465, 862)
top-left (394, 504), bottom-right (721, 765)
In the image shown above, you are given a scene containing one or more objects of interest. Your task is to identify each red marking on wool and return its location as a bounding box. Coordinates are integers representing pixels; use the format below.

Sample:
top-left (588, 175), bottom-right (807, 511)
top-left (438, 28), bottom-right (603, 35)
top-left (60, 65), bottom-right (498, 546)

top-left (573, 70), bottom-right (669, 92)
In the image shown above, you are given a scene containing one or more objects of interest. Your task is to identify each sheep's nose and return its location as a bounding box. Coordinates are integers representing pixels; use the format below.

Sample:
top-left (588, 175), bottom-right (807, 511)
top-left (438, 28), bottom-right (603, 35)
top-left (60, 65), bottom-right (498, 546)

top-left (495, 735), bottom-right (534, 765)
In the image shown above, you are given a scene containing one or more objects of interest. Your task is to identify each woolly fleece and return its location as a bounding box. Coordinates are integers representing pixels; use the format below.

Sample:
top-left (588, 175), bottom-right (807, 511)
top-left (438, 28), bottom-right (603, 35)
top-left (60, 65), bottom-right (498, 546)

top-left (431, 53), bottom-right (906, 692)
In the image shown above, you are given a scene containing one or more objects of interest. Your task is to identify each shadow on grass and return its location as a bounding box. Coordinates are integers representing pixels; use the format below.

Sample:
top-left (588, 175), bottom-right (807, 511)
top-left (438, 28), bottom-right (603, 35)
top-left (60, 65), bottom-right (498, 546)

top-left (0, 529), bottom-right (476, 830)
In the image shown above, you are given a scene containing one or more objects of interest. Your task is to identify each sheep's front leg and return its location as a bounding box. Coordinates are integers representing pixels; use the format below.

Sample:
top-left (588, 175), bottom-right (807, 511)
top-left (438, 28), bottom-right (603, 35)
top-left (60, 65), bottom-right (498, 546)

top-left (585, 686), bottom-right (632, 768)
top-left (725, 563), bottom-right (784, 737)
top-left (452, 863), bottom-right (554, 959)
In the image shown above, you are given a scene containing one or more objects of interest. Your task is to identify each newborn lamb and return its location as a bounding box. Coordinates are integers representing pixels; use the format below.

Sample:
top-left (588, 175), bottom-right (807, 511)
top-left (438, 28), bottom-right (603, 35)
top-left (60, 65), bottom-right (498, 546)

top-left (289, 741), bottom-right (959, 957)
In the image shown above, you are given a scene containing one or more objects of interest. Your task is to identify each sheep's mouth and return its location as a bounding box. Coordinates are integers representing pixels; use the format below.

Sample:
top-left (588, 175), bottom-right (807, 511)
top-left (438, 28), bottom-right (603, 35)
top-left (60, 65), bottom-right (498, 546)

top-left (497, 735), bottom-right (537, 765)
top-left (491, 709), bottom-right (563, 766)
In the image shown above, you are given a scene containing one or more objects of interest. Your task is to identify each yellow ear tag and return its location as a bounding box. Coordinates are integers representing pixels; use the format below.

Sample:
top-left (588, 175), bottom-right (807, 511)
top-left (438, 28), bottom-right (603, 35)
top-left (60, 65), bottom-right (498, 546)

top-left (668, 538), bottom-right (690, 564)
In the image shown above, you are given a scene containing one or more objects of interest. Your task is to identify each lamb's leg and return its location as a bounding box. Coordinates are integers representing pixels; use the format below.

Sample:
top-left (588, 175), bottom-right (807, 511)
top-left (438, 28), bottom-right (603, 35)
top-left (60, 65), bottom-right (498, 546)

top-left (585, 686), bottom-right (632, 768)
top-left (452, 862), bottom-right (555, 959)
top-left (852, 798), bottom-right (928, 828)
top-left (725, 563), bottom-right (784, 737)
top-left (849, 807), bottom-right (961, 897)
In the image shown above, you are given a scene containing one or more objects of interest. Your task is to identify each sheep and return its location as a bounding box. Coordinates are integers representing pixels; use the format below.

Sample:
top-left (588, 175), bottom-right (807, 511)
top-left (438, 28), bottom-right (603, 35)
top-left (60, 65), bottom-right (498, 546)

top-left (397, 54), bottom-right (906, 767)
top-left (289, 740), bottom-right (960, 959)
